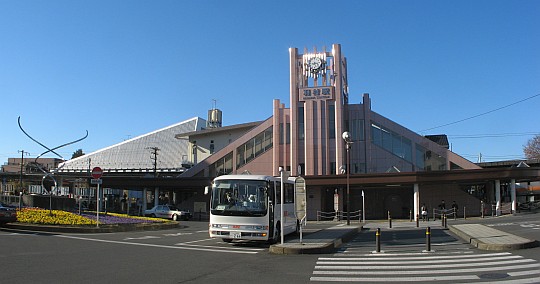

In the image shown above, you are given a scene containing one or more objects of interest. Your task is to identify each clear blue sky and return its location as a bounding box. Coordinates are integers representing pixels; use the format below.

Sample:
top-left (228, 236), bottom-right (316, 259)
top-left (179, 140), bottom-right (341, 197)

top-left (1, 0), bottom-right (538, 165)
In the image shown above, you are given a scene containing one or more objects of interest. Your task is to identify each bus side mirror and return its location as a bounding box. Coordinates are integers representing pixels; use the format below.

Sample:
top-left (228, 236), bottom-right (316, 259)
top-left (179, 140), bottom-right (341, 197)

top-left (204, 186), bottom-right (209, 195)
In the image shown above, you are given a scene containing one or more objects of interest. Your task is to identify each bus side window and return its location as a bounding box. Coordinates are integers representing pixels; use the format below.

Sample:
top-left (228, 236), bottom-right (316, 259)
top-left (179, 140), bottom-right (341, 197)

top-left (275, 182), bottom-right (281, 204)
top-left (285, 183), bottom-right (294, 204)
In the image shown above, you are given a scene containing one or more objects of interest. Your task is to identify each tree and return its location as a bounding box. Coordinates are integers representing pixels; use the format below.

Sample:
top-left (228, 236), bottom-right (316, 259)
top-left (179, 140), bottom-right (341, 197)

top-left (71, 149), bottom-right (85, 159)
top-left (523, 135), bottom-right (540, 159)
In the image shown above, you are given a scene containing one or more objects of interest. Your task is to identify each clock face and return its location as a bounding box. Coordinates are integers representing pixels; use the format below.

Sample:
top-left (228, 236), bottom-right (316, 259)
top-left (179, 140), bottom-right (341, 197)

top-left (309, 57), bottom-right (323, 71)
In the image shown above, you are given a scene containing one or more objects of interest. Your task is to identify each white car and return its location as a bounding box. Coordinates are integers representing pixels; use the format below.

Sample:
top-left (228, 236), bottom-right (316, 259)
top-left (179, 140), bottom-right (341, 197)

top-left (144, 205), bottom-right (192, 221)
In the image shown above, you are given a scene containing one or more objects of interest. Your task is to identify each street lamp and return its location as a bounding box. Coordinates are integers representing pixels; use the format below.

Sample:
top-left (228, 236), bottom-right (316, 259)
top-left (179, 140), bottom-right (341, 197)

top-left (342, 131), bottom-right (352, 225)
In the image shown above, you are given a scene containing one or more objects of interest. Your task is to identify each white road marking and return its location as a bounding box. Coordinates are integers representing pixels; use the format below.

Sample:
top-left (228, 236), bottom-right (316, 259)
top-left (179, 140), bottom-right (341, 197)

top-left (175, 242), bottom-right (265, 252)
top-left (123, 236), bottom-right (160, 240)
top-left (57, 235), bottom-right (259, 254)
top-left (311, 275), bottom-right (480, 282)
top-left (163, 232), bottom-right (193, 236)
top-left (181, 238), bottom-right (215, 244)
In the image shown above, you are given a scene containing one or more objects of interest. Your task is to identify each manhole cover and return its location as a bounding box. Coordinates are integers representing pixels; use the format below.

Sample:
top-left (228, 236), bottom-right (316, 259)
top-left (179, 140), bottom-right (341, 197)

top-left (478, 273), bottom-right (510, 279)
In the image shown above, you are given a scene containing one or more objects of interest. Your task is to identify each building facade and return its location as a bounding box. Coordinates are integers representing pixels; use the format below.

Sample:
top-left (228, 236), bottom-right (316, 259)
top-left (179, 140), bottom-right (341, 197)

top-left (5, 43), bottom-right (538, 220)
top-left (179, 44), bottom-right (490, 219)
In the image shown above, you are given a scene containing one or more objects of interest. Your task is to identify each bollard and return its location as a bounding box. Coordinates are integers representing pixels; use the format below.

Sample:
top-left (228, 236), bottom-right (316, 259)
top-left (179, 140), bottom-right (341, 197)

top-left (441, 213), bottom-right (445, 226)
top-left (464, 206), bottom-right (466, 220)
top-left (376, 228), bottom-right (381, 252)
top-left (444, 214), bottom-right (447, 229)
top-left (388, 211), bottom-right (392, 228)
top-left (416, 214), bottom-right (419, 228)
top-left (426, 227), bottom-right (431, 252)
top-left (409, 209), bottom-right (412, 222)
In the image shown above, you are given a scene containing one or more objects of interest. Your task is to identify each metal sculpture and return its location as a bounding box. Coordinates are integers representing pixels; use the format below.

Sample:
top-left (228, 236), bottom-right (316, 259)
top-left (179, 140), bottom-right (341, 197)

top-left (18, 116), bottom-right (88, 213)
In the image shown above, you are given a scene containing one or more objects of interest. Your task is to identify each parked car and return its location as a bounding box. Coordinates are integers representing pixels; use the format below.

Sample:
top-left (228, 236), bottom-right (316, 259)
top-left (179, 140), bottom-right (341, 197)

top-left (0, 203), bottom-right (17, 226)
top-left (144, 205), bottom-right (192, 221)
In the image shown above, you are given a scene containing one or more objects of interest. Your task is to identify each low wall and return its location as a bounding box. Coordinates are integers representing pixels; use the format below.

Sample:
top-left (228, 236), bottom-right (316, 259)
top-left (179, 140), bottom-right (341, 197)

top-left (22, 195), bottom-right (76, 211)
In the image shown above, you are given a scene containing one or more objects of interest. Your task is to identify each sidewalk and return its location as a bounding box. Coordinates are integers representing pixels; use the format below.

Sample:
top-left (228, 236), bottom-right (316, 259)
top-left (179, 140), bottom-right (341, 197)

top-left (269, 222), bottom-right (363, 254)
top-left (449, 223), bottom-right (538, 251)
top-left (269, 218), bottom-right (539, 254)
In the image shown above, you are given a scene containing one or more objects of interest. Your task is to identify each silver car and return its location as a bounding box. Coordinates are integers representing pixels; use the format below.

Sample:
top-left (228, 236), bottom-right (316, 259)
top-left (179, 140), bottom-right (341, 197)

top-left (144, 205), bottom-right (192, 221)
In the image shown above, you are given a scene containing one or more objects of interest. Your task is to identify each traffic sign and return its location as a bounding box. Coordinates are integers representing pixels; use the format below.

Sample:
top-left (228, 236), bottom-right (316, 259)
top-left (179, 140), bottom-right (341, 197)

top-left (91, 167), bottom-right (103, 179)
top-left (90, 179), bottom-right (102, 185)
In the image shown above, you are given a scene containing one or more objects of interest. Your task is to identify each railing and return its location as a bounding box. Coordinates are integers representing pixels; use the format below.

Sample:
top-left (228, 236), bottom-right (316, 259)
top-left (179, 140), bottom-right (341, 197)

top-left (0, 194), bottom-right (21, 206)
top-left (316, 210), bottom-right (362, 223)
top-left (492, 202), bottom-right (513, 216)
top-left (432, 208), bottom-right (456, 220)
top-left (519, 201), bottom-right (540, 212)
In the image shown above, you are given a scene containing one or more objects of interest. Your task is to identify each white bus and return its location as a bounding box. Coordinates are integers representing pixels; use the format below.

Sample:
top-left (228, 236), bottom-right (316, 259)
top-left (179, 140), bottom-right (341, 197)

top-left (206, 174), bottom-right (298, 243)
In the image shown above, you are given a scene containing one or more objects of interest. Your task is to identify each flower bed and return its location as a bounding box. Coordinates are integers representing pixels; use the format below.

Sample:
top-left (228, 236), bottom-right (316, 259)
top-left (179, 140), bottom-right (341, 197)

top-left (16, 208), bottom-right (168, 226)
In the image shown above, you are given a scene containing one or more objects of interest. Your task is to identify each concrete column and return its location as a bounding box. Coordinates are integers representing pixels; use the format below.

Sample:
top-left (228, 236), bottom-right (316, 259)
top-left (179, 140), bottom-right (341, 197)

top-left (413, 184), bottom-right (419, 220)
top-left (495, 180), bottom-right (501, 216)
top-left (143, 188), bottom-right (148, 212)
top-left (511, 179), bottom-right (516, 213)
top-left (154, 188), bottom-right (159, 207)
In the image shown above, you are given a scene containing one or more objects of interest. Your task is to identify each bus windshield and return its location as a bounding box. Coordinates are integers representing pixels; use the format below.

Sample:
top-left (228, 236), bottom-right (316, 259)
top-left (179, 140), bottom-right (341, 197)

top-left (210, 179), bottom-right (268, 216)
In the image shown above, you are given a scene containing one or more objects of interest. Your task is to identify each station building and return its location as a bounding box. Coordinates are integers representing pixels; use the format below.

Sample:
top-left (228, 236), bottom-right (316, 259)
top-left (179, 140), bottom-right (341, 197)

top-left (52, 44), bottom-right (540, 220)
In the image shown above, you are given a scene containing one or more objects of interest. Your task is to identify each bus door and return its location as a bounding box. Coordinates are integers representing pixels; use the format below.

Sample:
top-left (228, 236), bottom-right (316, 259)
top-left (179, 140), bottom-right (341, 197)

top-left (268, 181), bottom-right (276, 240)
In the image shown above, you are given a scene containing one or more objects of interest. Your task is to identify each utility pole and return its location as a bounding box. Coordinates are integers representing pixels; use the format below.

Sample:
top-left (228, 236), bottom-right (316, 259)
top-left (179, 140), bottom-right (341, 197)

top-left (147, 147), bottom-right (160, 209)
top-left (18, 150), bottom-right (30, 194)
top-left (147, 147), bottom-right (160, 177)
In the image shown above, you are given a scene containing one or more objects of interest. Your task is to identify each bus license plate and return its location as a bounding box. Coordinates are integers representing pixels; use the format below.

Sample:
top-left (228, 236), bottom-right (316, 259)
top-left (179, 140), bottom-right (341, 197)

top-left (230, 232), bottom-right (241, 239)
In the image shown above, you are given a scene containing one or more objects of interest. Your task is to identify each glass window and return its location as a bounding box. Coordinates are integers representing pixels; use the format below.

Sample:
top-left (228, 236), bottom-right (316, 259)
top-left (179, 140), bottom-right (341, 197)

top-left (415, 144), bottom-right (426, 170)
top-left (402, 138), bottom-right (412, 162)
top-left (286, 123), bottom-right (290, 144)
top-left (224, 152), bottom-right (233, 174)
top-left (330, 162), bottom-right (336, 175)
top-left (298, 106), bottom-right (305, 140)
top-left (328, 104), bottom-right (335, 138)
top-left (382, 128), bottom-right (392, 151)
top-left (236, 127), bottom-right (273, 169)
top-left (254, 133), bottom-right (263, 156)
top-left (236, 145), bottom-right (245, 168)
top-left (351, 119), bottom-right (364, 141)
top-left (392, 133), bottom-right (402, 158)
top-left (210, 179), bottom-right (268, 216)
top-left (371, 123), bottom-right (382, 146)
top-left (263, 127), bottom-right (273, 150)
top-left (279, 123), bottom-right (284, 145)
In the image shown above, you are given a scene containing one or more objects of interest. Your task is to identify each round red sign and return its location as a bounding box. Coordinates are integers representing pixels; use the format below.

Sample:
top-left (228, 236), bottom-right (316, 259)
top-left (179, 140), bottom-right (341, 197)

top-left (91, 167), bottom-right (103, 179)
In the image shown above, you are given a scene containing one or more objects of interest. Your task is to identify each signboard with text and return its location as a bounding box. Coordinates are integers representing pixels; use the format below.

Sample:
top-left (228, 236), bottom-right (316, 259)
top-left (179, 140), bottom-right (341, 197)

top-left (295, 177), bottom-right (307, 220)
top-left (299, 86), bottom-right (334, 101)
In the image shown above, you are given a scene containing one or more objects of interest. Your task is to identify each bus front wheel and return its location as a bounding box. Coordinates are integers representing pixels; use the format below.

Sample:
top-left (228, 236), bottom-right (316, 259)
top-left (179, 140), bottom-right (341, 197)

top-left (270, 222), bottom-right (280, 244)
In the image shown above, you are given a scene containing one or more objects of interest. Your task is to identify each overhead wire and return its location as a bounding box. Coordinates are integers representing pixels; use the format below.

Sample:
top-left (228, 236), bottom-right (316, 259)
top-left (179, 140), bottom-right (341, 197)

top-left (420, 93), bottom-right (540, 132)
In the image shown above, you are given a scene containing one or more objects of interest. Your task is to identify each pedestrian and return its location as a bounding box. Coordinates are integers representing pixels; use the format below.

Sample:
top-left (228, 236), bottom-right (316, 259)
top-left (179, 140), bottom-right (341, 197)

top-left (438, 200), bottom-right (446, 219)
top-left (421, 203), bottom-right (428, 221)
top-left (452, 201), bottom-right (458, 218)
top-left (439, 200), bottom-right (446, 210)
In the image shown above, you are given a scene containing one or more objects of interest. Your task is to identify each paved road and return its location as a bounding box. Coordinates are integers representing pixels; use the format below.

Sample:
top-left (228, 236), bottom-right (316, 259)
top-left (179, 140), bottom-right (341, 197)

top-left (0, 221), bottom-right (320, 283)
top-left (310, 225), bottom-right (540, 283)
top-left (1, 215), bottom-right (539, 283)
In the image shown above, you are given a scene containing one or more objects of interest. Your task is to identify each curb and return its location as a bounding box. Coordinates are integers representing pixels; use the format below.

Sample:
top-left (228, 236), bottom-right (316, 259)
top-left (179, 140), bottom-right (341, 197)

top-left (269, 226), bottom-right (361, 255)
top-left (3, 222), bottom-right (182, 233)
top-left (449, 224), bottom-right (539, 251)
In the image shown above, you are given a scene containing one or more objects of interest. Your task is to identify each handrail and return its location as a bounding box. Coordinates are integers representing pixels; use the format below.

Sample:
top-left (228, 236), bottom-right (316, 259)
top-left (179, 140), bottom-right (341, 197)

top-left (316, 210), bottom-right (362, 223)
top-left (432, 208), bottom-right (456, 220)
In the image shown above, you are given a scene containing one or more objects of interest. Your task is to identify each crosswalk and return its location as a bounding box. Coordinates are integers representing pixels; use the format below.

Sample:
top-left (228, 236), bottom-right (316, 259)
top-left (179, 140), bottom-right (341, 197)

top-left (310, 250), bottom-right (540, 283)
